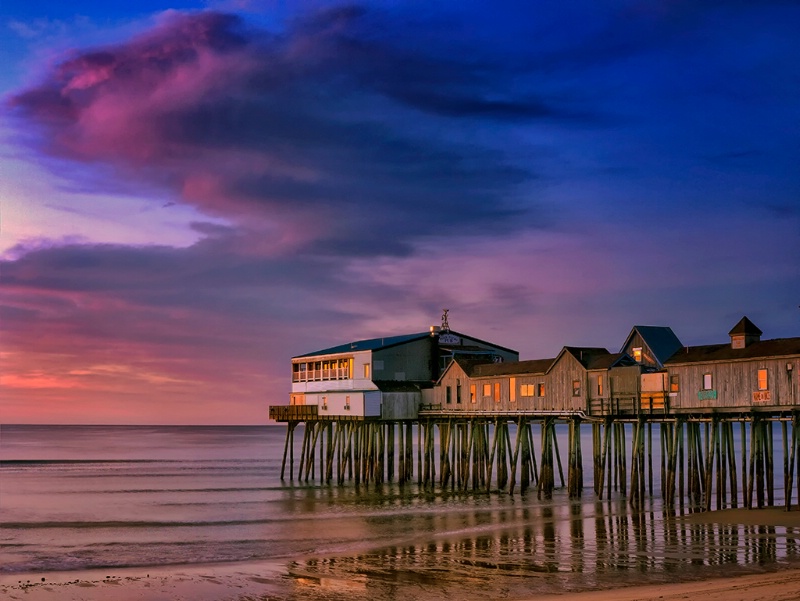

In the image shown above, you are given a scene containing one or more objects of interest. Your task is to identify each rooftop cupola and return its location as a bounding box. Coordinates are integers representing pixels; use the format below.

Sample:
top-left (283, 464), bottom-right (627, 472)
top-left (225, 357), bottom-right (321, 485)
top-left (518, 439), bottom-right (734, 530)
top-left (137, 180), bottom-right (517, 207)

top-left (728, 316), bottom-right (762, 349)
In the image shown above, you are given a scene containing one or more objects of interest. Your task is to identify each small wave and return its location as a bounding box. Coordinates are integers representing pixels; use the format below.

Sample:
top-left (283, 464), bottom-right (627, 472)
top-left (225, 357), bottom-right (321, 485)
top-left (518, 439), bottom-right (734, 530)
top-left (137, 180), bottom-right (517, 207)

top-left (3, 518), bottom-right (277, 530)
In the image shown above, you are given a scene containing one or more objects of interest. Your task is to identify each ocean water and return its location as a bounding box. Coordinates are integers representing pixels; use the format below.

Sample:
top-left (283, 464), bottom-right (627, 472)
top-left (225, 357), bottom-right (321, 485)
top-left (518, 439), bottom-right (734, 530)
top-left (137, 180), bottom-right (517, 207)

top-left (2, 424), bottom-right (800, 600)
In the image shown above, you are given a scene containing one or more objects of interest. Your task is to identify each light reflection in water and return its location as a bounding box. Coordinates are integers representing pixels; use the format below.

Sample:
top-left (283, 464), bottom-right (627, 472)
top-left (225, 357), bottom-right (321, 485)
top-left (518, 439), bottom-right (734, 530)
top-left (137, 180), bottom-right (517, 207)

top-left (288, 491), bottom-right (800, 600)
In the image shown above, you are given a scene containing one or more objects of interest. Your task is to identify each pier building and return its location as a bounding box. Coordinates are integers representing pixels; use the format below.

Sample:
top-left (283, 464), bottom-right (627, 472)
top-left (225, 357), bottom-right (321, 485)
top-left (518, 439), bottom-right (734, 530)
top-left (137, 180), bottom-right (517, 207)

top-left (269, 314), bottom-right (800, 512)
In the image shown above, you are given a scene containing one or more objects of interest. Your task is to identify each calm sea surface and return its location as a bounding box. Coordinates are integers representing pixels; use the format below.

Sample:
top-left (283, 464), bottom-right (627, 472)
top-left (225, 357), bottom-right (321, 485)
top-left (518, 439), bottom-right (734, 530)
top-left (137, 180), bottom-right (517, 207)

top-left (2, 424), bottom-right (799, 600)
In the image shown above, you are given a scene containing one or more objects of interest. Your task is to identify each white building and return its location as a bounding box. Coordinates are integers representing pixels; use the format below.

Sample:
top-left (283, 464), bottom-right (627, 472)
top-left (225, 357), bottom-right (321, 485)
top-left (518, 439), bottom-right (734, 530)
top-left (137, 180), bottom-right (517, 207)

top-left (276, 326), bottom-right (518, 421)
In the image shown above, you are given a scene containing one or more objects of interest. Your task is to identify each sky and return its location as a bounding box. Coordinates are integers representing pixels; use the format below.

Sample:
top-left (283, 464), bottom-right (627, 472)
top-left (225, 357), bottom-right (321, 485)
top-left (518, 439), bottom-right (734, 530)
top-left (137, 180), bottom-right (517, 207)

top-left (1, 0), bottom-right (799, 425)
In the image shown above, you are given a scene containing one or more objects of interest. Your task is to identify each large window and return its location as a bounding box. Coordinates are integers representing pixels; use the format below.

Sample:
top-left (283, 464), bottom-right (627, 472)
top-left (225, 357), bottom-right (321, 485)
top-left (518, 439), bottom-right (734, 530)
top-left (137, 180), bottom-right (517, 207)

top-left (757, 369), bottom-right (768, 391)
top-left (520, 384), bottom-right (535, 397)
top-left (509, 378), bottom-right (516, 402)
top-left (483, 384), bottom-right (491, 398)
top-left (670, 375), bottom-right (680, 393)
top-left (293, 358), bottom-right (352, 382)
top-left (703, 373), bottom-right (713, 390)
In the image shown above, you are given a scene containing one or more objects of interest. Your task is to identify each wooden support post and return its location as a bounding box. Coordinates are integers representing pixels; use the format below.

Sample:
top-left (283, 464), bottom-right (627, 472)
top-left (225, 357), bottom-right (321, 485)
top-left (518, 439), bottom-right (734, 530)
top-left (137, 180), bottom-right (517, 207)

top-left (538, 418), bottom-right (555, 500)
top-left (677, 421), bottom-right (684, 509)
top-left (766, 420), bottom-right (775, 506)
top-left (727, 421), bottom-right (738, 509)
top-left (281, 422), bottom-right (295, 480)
top-left (788, 414), bottom-right (798, 510)
top-left (599, 419), bottom-right (611, 500)
top-left (528, 422), bottom-right (539, 486)
top-left (647, 421), bottom-right (653, 497)
top-left (509, 417), bottom-right (524, 495)
top-left (553, 422), bottom-right (565, 488)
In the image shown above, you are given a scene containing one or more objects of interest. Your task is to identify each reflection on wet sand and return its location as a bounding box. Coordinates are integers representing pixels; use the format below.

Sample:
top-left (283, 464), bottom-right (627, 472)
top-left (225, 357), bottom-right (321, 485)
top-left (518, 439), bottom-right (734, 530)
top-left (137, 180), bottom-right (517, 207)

top-left (289, 499), bottom-right (800, 600)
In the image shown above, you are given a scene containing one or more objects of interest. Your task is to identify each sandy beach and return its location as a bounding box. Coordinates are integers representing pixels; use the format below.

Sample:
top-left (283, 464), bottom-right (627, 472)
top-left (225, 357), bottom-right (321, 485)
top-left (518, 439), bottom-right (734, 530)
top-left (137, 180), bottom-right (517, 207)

top-left (3, 507), bottom-right (799, 601)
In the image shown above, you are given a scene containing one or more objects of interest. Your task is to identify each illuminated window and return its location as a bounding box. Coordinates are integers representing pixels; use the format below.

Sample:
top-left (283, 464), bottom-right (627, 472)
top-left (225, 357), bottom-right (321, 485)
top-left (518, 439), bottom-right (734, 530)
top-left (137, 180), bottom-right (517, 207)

top-left (670, 375), bottom-right (680, 393)
top-left (509, 378), bottom-right (516, 402)
top-left (703, 373), bottom-right (713, 390)
top-left (597, 375), bottom-right (604, 396)
top-left (520, 384), bottom-right (534, 397)
top-left (494, 382), bottom-right (501, 402)
top-left (483, 383), bottom-right (491, 398)
top-left (572, 380), bottom-right (581, 396)
top-left (470, 384), bottom-right (476, 403)
top-left (633, 347), bottom-right (642, 363)
top-left (364, 363), bottom-right (370, 379)
top-left (537, 383), bottom-right (545, 397)
top-left (757, 369), bottom-right (768, 391)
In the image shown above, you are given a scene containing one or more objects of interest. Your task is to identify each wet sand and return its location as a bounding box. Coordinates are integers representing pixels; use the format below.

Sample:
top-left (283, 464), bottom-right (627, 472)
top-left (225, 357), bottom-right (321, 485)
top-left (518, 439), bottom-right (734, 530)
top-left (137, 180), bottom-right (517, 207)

top-left (3, 507), bottom-right (799, 601)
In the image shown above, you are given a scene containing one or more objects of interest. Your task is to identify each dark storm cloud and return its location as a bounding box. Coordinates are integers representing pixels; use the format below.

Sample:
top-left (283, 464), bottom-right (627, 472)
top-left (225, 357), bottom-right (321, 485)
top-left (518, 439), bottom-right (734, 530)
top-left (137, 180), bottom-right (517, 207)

top-left (7, 7), bottom-right (574, 258)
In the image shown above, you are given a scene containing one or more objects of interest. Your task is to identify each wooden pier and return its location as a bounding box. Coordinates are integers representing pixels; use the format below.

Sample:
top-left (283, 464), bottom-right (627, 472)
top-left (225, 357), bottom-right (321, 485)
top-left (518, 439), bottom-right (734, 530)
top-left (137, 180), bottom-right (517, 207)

top-left (271, 315), bottom-right (800, 511)
top-left (270, 410), bottom-right (800, 513)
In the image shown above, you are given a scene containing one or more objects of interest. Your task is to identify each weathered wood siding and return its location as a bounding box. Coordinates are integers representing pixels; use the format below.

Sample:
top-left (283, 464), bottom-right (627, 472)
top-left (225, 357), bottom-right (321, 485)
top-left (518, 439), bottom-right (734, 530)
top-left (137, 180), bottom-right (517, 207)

top-left (378, 391), bottom-right (422, 419)
top-left (589, 366), bottom-right (640, 415)
top-left (669, 357), bottom-right (800, 412)
top-left (546, 353), bottom-right (587, 412)
top-left (621, 331), bottom-right (658, 368)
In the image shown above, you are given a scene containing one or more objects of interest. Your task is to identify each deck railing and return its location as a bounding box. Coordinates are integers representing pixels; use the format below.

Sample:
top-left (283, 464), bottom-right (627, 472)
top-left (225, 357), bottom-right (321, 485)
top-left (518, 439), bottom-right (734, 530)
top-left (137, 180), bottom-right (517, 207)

top-left (269, 405), bottom-right (319, 422)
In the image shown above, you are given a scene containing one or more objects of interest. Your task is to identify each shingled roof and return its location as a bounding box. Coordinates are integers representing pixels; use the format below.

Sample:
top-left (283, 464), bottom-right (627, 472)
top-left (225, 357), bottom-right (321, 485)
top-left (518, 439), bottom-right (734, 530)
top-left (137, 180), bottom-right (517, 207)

top-left (666, 337), bottom-right (800, 365)
top-left (445, 356), bottom-right (555, 378)
top-left (728, 316), bottom-right (763, 337)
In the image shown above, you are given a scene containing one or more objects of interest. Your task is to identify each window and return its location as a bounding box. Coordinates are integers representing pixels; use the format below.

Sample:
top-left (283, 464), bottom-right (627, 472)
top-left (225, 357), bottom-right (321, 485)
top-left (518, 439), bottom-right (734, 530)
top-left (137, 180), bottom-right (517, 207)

top-left (757, 369), bottom-right (768, 391)
top-left (520, 384), bottom-right (534, 397)
top-left (470, 384), bottom-right (476, 403)
top-left (509, 378), bottom-right (516, 402)
top-left (456, 380), bottom-right (462, 404)
top-left (597, 375), bottom-right (604, 396)
top-left (537, 383), bottom-right (545, 397)
top-left (493, 382), bottom-right (501, 402)
top-left (364, 363), bottom-right (370, 379)
top-left (294, 358), bottom-right (352, 382)
top-left (572, 379), bottom-right (581, 396)
top-left (703, 373), bottom-right (713, 390)
top-left (446, 386), bottom-right (452, 404)
top-left (670, 375), bottom-right (680, 393)
top-left (321, 396), bottom-right (328, 410)
top-left (633, 347), bottom-right (643, 363)
top-left (483, 383), bottom-right (491, 398)
top-left (344, 395), bottom-right (350, 410)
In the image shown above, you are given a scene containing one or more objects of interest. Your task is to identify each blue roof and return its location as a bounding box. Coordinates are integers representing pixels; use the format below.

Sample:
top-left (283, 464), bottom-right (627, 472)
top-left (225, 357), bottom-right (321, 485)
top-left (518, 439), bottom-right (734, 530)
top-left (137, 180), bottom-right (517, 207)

top-left (294, 332), bottom-right (430, 358)
top-left (624, 325), bottom-right (683, 366)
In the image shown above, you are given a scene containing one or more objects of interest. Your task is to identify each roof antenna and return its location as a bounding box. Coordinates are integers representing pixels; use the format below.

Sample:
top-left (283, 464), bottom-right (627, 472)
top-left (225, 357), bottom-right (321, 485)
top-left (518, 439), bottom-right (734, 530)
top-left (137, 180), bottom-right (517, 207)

top-left (441, 308), bottom-right (450, 332)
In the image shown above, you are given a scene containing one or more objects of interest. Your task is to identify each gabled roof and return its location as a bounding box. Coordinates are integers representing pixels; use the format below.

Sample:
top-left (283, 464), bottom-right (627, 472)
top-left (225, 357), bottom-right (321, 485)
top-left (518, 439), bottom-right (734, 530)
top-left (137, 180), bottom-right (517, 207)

top-left (294, 332), bottom-right (430, 358)
top-left (666, 337), bottom-right (800, 365)
top-left (554, 347), bottom-right (611, 370)
top-left (620, 325), bottom-right (683, 366)
top-left (729, 316), bottom-right (763, 337)
top-left (472, 357), bottom-right (556, 378)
